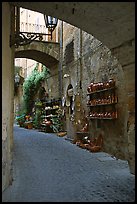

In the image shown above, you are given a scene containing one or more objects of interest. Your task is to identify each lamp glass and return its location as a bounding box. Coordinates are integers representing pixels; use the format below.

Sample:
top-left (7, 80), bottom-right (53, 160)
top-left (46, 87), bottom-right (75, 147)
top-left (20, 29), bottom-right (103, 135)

top-left (15, 73), bottom-right (20, 83)
top-left (44, 15), bottom-right (58, 32)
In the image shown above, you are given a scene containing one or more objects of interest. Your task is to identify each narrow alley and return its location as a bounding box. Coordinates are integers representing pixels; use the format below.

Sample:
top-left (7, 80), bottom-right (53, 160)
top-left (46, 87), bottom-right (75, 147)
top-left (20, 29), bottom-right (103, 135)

top-left (2, 125), bottom-right (135, 202)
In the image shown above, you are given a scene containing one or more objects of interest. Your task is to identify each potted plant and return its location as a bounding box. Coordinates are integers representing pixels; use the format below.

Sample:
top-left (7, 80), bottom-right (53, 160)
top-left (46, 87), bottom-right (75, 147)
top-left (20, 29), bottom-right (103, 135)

top-left (16, 114), bottom-right (25, 127)
top-left (24, 115), bottom-right (33, 129)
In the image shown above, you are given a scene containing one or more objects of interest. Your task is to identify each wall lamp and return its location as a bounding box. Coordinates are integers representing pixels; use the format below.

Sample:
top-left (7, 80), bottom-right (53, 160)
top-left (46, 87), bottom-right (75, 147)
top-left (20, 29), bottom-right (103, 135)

top-left (10, 6), bottom-right (58, 47)
top-left (44, 15), bottom-right (58, 33)
top-left (14, 73), bottom-right (20, 86)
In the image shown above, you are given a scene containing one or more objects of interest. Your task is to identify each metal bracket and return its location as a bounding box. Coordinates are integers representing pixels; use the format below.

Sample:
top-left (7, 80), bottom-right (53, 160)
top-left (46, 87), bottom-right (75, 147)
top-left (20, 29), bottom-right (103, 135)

top-left (10, 31), bottom-right (52, 48)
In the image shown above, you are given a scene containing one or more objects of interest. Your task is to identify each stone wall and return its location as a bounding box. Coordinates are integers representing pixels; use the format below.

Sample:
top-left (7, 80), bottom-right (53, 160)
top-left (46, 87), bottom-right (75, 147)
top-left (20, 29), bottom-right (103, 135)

top-left (111, 40), bottom-right (135, 174)
top-left (44, 63), bottom-right (60, 100)
top-left (61, 22), bottom-right (135, 167)
top-left (2, 2), bottom-right (14, 191)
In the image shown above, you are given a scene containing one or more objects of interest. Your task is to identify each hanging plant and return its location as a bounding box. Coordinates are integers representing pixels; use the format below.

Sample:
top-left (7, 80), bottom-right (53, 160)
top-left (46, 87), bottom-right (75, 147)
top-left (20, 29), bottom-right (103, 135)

top-left (23, 63), bottom-right (50, 114)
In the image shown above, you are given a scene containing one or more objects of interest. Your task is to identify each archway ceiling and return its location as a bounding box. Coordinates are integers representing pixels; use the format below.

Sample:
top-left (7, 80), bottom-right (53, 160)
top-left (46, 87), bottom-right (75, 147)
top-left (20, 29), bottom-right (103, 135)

top-left (10, 2), bottom-right (135, 49)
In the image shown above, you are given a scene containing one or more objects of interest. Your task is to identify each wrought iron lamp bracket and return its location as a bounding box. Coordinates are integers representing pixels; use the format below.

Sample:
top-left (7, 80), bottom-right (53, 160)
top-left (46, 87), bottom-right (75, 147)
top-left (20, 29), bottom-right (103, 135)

top-left (10, 31), bottom-right (52, 48)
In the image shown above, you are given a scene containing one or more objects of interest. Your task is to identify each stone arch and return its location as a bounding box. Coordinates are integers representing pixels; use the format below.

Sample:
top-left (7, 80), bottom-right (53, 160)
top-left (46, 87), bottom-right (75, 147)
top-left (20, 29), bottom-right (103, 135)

top-left (10, 2), bottom-right (135, 51)
top-left (15, 41), bottom-right (60, 68)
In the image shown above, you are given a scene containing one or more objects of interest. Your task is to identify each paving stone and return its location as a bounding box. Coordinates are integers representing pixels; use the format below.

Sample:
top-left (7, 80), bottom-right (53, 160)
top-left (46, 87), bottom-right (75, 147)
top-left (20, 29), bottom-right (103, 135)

top-left (2, 125), bottom-right (135, 202)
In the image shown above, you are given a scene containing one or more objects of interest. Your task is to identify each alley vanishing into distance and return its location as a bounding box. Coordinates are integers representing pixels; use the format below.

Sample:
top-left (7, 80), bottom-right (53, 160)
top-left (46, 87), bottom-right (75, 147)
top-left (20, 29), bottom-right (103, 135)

top-left (2, 125), bottom-right (135, 202)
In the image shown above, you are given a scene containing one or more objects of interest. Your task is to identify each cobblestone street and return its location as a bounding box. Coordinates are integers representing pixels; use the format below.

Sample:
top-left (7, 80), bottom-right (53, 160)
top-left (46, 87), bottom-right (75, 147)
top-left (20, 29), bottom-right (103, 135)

top-left (2, 125), bottom-right (135, 202)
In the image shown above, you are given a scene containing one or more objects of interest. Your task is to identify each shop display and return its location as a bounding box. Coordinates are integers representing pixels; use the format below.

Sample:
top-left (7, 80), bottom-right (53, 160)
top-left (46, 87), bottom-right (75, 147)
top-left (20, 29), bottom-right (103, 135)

top-left (76, 133), bottom-right (103, 153)
top-left (80, 123), bottom-right (88, 132)
top-left (42, 99), bottom-right (63, 132)
top-left (34, 98), bottom-right (62, 132)
top-left (87, 79), bottom-right (118, 120)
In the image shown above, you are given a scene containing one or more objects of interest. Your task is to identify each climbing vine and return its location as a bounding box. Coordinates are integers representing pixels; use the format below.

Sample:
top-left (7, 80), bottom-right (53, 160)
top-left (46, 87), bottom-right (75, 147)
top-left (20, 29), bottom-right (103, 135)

top-left (23, 63), bottom-right (50, 114)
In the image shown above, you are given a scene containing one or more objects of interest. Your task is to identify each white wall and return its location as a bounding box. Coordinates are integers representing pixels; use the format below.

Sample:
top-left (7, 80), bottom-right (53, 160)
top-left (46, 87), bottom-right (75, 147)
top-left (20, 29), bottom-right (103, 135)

top-left (15, 7), bottom-right (50, 78)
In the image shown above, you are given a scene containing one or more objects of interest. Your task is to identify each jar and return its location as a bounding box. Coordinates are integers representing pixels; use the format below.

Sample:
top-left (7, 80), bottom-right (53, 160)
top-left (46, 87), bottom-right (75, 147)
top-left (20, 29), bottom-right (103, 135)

top-left (100, 112), bottom-right (104, 118)
top-left (98, 99), bottom-right (101, 104)
top-left (100, 82), bottom-right (103, 90)
top-left (87, 86), bottom-right (91, 93)
top-left (109, 78), bottom-right (115, 87)
top-left (96, 83), bottom-right (99, 91)
top-left (108, 112), bottom-right (111, 118)
top-left (104, 112), bottom-right (108, 118)
top-left (90, 82), bottom-right (93, 86)
top-left (92, 83), bottom-right (96, 92)
top-left (106, 82), bottom-right (110, 89)
top-left (99, 82), bottom-right (102, 90)
top-left (92, 112), bottom-right (96, 117)
top-left (104, 98), bottom-right (107, 104)
top-left (101, 98), bottom-right (104, 104)
top-left (108, 95), bottom-right (111, 103)
top-left (112, 112), bottom-right (115, 119)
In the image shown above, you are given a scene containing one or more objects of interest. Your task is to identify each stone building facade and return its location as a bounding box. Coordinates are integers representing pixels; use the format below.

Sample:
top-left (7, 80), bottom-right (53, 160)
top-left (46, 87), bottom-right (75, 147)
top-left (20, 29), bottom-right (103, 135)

top-left (60, 21), bottom-right (135, 173)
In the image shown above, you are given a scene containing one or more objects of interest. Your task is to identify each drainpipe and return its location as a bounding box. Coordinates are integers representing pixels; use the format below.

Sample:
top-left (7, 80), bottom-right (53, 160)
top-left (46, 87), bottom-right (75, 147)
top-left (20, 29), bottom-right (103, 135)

top-left (58, 20), bottom-right (63, 98)
top-left (79, 29), bottom-right (82, 94)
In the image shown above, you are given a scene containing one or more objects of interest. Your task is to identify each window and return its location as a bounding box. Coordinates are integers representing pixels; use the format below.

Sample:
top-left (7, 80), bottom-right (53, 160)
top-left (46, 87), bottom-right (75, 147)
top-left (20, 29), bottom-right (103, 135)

top-left (64, 40), bottom-right (74, 64)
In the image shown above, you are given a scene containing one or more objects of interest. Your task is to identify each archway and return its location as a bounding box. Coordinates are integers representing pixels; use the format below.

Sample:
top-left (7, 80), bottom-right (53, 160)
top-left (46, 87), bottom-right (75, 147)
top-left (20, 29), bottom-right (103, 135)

top-left (2, 2), bottom-right (135, 192)
top-left (12, 2), bottom-right (135, 174)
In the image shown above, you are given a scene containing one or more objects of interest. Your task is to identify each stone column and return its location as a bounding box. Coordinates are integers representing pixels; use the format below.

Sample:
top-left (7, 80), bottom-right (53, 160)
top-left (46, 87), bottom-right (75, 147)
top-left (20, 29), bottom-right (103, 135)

top-left (2, 2), bottom-right (15, 191)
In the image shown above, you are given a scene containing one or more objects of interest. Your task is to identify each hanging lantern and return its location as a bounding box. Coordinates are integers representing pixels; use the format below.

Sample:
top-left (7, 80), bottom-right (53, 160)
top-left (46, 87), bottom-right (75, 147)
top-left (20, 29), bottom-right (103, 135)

top-left (14, 73), bottom-right (20, 84)
top-left (44, 15), bottom-right (58, 32)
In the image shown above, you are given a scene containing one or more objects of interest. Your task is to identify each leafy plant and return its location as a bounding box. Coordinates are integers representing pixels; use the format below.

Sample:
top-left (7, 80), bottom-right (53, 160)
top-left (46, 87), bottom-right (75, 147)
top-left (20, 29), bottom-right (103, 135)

top-left (50, 116), bottom-right (63, 133)
top-left (33, 108), bottom-right (42, 129)
top-left (16, 114), bottom-right (26, 127)
top-left (23, 63), bottom-right (50, 114)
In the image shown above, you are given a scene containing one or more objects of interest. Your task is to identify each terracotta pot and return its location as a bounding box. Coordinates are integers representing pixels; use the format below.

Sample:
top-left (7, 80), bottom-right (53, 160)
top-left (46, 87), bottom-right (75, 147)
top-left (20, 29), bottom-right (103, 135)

top-left (57, 132), bottom-right (67, 137)
top-left (87, 86), bottom-right (91, 93)
top-left (109, 78), bottom-right (115, 87)
top-left (45, 121), bottom-right (52, 126)
top-left (90, 145), bottom-right (101, 152)
top-left (80, 123), bottom-right (88, 132)
top-left (28, 122), bottom-right (33, 129)
top-left (92, 84), bottom-right (95, 92)
top-left (89, 82), bottom-right (94, 92)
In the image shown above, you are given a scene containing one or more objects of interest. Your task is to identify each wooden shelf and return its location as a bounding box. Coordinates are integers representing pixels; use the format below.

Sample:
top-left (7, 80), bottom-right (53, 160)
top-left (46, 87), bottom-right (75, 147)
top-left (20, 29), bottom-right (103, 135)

top-left (87, 81), bottom-right (118, 120)
top-left (41, 115), bottom-right (58, 118)
top-left (88, 117), bottom-right (117, 120)
top-left (76, 132), bottom-right (89, 134)
top-left (87, 87), bottom-right (116, 95)
top-left (45, 115), bottom-right (58, 118)
top-left (87, 102), bottom-right (117, 107)
top-left (45, 107), bottom-right (59, 110)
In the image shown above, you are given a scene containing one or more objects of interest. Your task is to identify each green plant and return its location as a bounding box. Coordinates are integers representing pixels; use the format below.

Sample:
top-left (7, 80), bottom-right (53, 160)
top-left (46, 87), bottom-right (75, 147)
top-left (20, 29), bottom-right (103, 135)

top-left (16, 114), bottom-right (26, 127)
top-left (23, 63), bottom-right (50, 114)
top-left (33, 108), bottom-right (42, 129)
top-left (50, 116), bottom-right (63, 133)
